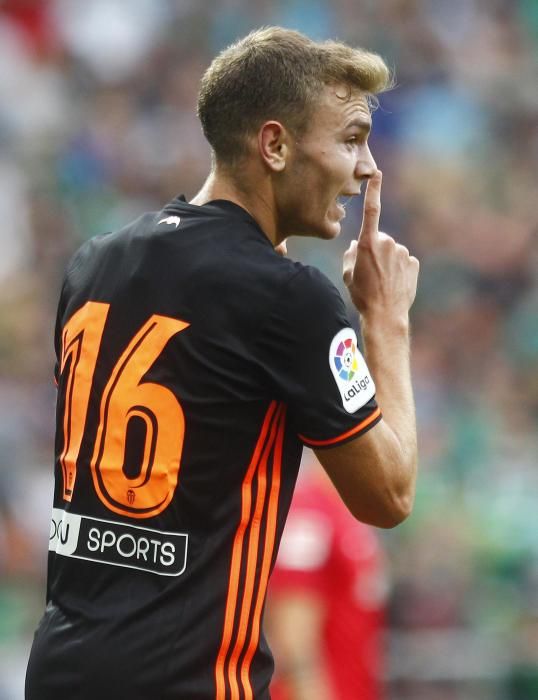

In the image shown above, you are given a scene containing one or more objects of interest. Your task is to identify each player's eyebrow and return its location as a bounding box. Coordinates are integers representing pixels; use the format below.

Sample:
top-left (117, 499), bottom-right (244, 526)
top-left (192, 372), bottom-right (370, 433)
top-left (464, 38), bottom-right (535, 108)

top-left (345, 118), bottom-right (372, 133)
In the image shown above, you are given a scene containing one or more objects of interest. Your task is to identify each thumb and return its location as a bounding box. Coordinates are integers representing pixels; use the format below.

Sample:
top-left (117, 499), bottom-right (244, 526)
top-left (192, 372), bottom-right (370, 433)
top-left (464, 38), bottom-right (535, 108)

top-left (342, 240), bottom-right (358, 287)
top-left (275, 239), bottom-right (288, 257)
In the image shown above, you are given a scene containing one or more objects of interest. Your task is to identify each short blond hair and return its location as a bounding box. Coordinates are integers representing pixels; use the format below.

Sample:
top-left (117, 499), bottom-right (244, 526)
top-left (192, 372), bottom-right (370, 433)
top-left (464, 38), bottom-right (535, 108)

top-left (198, 27), bottom-right (392, 164)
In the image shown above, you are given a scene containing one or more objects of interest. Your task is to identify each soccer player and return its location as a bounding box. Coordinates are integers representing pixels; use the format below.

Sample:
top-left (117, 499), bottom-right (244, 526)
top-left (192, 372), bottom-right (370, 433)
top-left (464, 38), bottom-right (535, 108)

top-left (26, 27), bottom-right (419, 700)
top-left (268, 459), bottom-right (386, 700)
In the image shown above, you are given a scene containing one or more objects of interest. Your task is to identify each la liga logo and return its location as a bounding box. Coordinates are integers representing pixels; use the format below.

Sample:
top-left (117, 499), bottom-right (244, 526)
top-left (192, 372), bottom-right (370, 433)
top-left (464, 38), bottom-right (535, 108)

top-left (329, 328), bottom-right (376, 414)
top-left (333, 337), bottom-right (359, 381)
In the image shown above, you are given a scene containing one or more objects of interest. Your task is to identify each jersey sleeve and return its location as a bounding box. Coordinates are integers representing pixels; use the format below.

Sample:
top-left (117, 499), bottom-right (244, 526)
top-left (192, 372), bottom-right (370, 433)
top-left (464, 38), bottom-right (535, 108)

top-left (255, 266), bottom-right (381, 447)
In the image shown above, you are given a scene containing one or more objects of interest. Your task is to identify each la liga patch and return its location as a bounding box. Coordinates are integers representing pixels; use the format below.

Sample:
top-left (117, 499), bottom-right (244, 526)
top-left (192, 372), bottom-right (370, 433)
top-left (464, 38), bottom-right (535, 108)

top-left (329, 328), bottom-right (375, 413)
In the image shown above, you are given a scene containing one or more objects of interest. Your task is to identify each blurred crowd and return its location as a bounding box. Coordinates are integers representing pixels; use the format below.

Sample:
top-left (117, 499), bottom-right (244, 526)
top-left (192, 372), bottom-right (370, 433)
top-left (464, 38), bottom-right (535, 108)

top-left (0, 0), bottom-right (537, 698)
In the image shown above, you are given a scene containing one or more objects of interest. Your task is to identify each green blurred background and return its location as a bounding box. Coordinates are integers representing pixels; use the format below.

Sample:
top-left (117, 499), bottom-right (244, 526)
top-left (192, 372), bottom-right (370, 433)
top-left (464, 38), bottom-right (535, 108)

top-left (0, 1), bottom-right (537, 698)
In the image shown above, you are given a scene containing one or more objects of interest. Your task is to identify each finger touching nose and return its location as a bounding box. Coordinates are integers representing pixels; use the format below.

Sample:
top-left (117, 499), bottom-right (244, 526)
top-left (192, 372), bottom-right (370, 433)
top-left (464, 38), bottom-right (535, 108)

top-left (358, 169), bottom-right (382, 242)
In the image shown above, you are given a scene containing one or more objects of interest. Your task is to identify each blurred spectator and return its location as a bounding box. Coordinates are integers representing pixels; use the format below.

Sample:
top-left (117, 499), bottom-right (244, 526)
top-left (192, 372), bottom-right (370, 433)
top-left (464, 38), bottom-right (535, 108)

top-left (268, 459), bottom-right (387, 700)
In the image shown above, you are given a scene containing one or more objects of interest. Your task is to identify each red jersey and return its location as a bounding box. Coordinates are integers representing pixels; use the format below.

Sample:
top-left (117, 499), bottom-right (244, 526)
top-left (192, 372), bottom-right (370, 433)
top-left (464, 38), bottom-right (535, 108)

top-left (270, 469), bottom-right (387, 700)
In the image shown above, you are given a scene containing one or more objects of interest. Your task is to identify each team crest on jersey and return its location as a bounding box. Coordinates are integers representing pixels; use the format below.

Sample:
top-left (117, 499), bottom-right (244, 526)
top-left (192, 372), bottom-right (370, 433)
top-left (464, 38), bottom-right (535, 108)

top-left (329, 328), bottom-right (375, 413)
top-left (158, 215), bottom-right (181, 228)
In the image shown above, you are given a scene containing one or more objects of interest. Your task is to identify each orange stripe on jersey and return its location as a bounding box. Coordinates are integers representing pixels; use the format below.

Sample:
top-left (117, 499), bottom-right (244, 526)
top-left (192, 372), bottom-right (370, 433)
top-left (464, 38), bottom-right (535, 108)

top-left (214, 401), bottom-right (281, 700)
top-left (240, 406), bottom-right (286, 700)
top-left (227, 405), bottom-right (283, 699)
top-left (298, 406), bottom-right (381, 447)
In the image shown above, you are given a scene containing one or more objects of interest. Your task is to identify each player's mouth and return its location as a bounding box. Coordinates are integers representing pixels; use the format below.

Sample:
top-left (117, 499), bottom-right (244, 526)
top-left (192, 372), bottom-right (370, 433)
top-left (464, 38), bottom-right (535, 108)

top-left (335, 195), bottom-right (352, 219)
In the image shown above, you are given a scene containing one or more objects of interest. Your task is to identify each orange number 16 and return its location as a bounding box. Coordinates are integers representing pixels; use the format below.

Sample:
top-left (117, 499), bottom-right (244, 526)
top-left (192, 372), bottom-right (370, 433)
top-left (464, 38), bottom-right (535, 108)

top-left (59, 301), bottom-right (189, 519)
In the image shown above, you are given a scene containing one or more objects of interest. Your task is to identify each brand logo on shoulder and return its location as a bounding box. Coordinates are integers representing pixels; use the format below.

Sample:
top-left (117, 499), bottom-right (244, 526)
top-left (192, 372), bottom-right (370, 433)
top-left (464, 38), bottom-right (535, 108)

top-left (329, 328), bottom-right (375, 413)
top-left (49, 508), bottom-right (188, 577)
top-left (158, 215), bottom-right (181, 228)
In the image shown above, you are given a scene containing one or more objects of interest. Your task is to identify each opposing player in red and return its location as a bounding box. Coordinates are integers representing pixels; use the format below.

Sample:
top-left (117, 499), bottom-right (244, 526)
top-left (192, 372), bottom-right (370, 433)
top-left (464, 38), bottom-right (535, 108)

top-left (26, 27), bottom-right (418, 699)
top-left (269, 460), bottom-right (386, 700)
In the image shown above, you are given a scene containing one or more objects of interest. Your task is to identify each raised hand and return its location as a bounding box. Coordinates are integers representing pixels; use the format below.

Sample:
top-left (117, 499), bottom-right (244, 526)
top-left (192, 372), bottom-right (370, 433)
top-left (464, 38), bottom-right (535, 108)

top-left (343, 170), bottom-right (419, 324)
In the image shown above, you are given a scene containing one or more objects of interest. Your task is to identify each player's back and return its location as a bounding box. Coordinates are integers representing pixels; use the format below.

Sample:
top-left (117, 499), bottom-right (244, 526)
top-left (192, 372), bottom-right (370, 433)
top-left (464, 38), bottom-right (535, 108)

top-left (27, 195), bottom-right (381, 700)
top-left (26, 198), bottom-right (304, 700)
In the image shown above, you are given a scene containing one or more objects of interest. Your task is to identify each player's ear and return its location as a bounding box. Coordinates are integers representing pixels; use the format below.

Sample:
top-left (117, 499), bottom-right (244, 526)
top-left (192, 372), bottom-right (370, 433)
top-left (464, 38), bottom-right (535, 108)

top-left (258, 121), bottom-right (288, 172)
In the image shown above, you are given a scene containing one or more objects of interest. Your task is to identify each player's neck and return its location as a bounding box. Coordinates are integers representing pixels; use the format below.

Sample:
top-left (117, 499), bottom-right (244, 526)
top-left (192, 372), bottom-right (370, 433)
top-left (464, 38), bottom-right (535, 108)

top-left (190, 169), bottom-right (280, 247)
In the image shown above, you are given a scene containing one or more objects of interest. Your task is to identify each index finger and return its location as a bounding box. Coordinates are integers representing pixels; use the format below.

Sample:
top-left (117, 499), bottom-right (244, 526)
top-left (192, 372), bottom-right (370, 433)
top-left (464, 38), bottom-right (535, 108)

top-left (359, 170), bottom-right (382, 242)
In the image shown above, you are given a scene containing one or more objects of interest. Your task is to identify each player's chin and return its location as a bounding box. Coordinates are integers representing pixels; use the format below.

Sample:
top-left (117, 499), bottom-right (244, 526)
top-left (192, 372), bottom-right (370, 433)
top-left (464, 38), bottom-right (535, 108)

top-left (294, 213), bottom-right (341, 240)
top-left (319, 214), bottom-right (343, 240)
top-left (319, 201), bottom-right (346, 239)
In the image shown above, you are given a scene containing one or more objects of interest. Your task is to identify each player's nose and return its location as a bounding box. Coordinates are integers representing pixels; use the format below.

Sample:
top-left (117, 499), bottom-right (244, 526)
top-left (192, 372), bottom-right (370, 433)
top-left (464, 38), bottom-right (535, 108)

top-left (354, 144), bottom-right (376, 180)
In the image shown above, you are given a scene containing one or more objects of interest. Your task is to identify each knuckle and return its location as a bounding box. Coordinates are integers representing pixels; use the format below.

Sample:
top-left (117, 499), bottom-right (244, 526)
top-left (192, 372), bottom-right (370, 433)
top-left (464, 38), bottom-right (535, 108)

top-left (357, 238), bottom-right (374, 252)
top-left (380, 233), bottom-right (395, 248)
top-left (364, 202), bottom-right (381, 216)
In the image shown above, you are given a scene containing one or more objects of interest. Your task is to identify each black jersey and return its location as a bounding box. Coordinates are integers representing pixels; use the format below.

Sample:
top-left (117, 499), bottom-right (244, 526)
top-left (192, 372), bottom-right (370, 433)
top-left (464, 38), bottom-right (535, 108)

top-left (26, 197), bottom-right (381, 700)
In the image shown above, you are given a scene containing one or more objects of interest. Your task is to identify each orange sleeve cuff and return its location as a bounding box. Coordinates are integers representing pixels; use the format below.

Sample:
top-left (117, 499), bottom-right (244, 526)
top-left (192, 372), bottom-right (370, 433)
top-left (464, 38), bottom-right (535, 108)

top-left (298, 406), bottom-right (381, 448)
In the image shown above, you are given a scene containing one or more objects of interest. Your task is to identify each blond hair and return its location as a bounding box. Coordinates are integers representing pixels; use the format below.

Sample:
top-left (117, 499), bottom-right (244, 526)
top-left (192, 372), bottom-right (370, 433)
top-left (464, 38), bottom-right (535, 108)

top-left (198, 27), bottom-right (392, 164)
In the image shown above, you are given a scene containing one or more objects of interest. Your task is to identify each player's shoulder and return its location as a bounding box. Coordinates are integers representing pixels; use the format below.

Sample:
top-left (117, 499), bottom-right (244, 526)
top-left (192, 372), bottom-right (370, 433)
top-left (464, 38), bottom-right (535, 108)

top-left (158, 196), bottom-right (260, 243)
top-left (285, 262), bottom-right (341, 298)
top-left (67, 212), bottom-right (155, 268)
top-left (274, 260), bottom-right (347, 324)
top-left (163, 196), bottom-right (338, 296)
